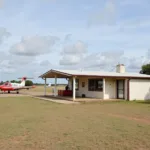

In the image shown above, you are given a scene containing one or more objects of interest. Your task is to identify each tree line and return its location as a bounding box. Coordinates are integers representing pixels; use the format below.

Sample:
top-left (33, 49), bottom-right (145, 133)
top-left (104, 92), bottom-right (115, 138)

top-left (140, 64), bottom-right (150, 75)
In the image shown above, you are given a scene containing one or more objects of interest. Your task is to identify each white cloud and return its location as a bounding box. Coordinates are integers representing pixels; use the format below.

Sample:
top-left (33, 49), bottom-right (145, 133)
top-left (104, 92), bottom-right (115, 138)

top-left (40, 60), bottom-right (51, 66)
top-left (101, 50), bottom-right (124, 59)
top-left (40, 0), bottom-right (56, 2)
top-left (9, 55), bottom-right (36, 66)
top-left (0, 27), bottom-right (11, 44)
top-left (0, 52), bottom-right (7, 63)
top-left (0, 50), bottom-right (56, 81)
top-left (60, 54), bottom-right (82, 66)
top-left (78, 50), bottom-right (125, 71)
top-left (0, 51), bottom-right (37, 75)
top-left (73, 49), bottom-right (150, 72)
top-left (88, 0), bottom-right (116, 27)
top-left (9, 35), bottom-right (60, 56)
top-left (119, 0), bottom-right (147, 6)
top-left (61, 41), bottom-right (87, 55)
top-left (0, 60), bottom-right (12, 68)
top-left (127, 56), bottom-right (145, 71)
top-left (64, 34), bottom-right (72, 43)
top-left (0, 59), bottom-right (16, 74)
top-left (60, 41), bottom-right (88, 65)
top-left (0, 51), bottom-right (36, 66)
top-left (0, 0), bottom-right (3, 8)
top-left (0, 68), bottom-right (16, 74)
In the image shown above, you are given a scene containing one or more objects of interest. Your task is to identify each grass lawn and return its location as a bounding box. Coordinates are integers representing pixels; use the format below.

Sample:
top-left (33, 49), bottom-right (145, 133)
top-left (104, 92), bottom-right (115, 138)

top-left (0, 97), bottom-right (150, 150)
top-left (30, 85), bottom-right (65, 92)
top-left (20, 85), bottom-right (65, 95)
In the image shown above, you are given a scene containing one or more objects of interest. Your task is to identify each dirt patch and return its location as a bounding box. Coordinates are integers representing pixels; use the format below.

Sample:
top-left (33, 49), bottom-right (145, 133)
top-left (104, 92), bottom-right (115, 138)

top-left (10, 131), bottom-right (29, 144)
top-left (0, 133), bottom-right (29, 149)
top-left (11, 135), bottom-right (27, 144)
top-left (107, 113), bottom-right (150, 125)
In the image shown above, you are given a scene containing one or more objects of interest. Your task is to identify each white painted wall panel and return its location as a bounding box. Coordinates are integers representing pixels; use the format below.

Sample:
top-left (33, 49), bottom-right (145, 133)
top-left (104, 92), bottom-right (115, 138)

top-left (130, 79), bottom-right (150, 100)
top-left (124, 79), bottom-right (128, 100)
top-left (104, 79), bottom-right (116, 99)
top-left (75, 77), bottom-right (103, 99)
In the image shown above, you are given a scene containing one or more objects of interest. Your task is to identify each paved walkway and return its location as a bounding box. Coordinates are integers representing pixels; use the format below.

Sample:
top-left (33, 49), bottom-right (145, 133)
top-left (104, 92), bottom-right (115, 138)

top-left (28, 95), bottom-right (80, 104)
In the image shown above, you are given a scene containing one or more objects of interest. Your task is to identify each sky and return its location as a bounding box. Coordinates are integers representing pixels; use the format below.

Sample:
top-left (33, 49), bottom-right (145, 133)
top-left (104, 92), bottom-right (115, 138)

top-left (0, 0), bottom-right (150, 83)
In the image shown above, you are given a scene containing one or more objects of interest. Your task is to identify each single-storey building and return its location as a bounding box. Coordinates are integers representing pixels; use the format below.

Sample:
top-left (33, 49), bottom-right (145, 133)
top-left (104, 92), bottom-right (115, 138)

top-left (39, 64), bottom-right (150, 101)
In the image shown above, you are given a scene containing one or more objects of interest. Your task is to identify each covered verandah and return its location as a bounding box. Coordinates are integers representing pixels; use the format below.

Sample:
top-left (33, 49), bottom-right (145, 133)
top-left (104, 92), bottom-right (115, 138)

top-left (39, 69), bottom-right (79, 101)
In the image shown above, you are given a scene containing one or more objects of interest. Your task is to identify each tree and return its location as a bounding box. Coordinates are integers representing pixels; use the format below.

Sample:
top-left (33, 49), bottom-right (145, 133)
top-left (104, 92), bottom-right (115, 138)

top-left (0, 81), bottom-right (4, 85)
top-left (10, 80), bottom-right (21, 83)
top-left (11, 80), bottom-right (16, 83)
top-left (25, 80), bottom-right (33, 86)
top-left (140, 63), bottom-right (150, 75)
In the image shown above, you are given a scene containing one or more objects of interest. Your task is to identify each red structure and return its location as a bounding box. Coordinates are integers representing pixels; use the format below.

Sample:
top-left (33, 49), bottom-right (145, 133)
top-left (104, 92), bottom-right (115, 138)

top-left (58, 90), bottom-right (73, 96)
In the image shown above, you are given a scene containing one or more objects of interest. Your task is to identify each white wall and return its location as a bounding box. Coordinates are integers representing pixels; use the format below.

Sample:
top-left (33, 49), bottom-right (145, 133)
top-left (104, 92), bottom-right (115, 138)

top-left (104, 79), bottom-right (116, 99)
top-left (130, 79), bottom-right (150, 100)
top-left (72, 77), bottom-right (118, 99)
top-left (124, 79), bottom-right (128, 100)
top-left (75, 77), bottom-right (103, 99)
top-left (68, 77), bottom-right (131, 100)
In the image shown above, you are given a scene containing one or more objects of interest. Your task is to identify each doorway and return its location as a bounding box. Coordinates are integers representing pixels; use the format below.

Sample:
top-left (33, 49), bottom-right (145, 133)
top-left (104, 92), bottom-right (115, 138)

top-left (116, 80), bottom-right (125, 99)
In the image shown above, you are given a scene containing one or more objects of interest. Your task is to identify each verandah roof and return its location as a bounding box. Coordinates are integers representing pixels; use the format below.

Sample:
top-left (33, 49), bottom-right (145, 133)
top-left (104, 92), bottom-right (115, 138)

top-left (39, 69), bottom-right (150, 79)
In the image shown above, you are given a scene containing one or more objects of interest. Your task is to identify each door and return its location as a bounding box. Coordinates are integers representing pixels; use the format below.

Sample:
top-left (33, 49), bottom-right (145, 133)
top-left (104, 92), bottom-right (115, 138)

top-left (116, 80), bottom-right (125, 99)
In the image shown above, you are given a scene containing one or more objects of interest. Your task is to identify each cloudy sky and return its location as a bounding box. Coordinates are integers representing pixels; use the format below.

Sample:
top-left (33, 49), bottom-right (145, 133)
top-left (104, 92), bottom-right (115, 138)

top-left (0, 0), bottom-right (150, 83)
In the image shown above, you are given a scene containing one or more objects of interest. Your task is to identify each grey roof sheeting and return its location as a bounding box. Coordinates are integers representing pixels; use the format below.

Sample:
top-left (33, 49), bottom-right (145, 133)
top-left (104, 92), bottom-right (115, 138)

top-left (39, 69), bottom-right (150, 79)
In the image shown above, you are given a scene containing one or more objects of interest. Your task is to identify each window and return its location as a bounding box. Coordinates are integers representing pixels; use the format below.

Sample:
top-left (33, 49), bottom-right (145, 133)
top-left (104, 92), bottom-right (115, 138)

top-left (82, 82), bottom-right (85, 87)
top-left (88, 79), bottom-right (103, 91)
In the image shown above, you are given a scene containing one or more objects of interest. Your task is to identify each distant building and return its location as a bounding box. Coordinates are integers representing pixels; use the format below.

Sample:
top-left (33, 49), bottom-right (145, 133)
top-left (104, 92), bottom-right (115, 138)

top-left (48, 83), bottom-right (51, 87)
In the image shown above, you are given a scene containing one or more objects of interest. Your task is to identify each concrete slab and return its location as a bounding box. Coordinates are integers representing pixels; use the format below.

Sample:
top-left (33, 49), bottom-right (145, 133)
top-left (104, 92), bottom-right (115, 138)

top-left (28, 95), bottom-right (80, 104)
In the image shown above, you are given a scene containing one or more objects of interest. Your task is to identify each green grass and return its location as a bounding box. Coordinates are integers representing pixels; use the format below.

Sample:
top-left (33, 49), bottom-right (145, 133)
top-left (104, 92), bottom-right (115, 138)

top-left (0, 97), bottom-right (150, 150)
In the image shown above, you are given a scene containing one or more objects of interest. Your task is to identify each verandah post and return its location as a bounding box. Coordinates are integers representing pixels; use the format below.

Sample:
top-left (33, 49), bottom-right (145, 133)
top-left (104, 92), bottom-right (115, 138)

top-left (73, 76), bottom-right (76, 101)
top-left (44, 78), bottom-right (47, 96)
top-left (103, 78), bottom-right (105, 99)
top-left (54, 76), bottom-right (57, 96)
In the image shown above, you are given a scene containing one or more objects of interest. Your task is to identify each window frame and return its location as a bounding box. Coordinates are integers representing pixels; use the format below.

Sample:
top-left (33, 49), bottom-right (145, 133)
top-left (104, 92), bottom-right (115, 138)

top-left (88, 79), bottom-right (103, 92)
